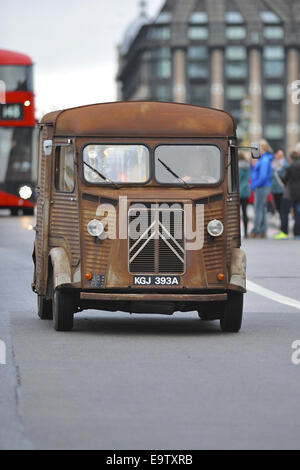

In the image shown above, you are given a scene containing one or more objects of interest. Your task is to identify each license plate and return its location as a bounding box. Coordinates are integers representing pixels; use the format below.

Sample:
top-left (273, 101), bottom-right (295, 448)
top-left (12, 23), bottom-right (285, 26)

top-left (133, 276), bottom-right (180, 286)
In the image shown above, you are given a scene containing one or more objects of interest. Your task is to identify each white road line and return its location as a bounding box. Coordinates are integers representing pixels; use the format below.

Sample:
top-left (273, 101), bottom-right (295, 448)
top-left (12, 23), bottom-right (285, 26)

top-left (247, 280), bottom-right (300, 311)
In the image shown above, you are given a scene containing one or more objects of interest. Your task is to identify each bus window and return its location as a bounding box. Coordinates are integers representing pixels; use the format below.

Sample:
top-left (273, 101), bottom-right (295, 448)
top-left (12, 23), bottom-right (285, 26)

top-left (0, 127), bottom-right (33, 182)
top-left (55, 146), bottom-right (75, 192)
top-left (0, 65), bottom-right (33, 91)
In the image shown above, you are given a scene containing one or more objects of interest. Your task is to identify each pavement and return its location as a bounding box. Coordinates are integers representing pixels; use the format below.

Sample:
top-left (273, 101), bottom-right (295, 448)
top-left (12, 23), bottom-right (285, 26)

top-left (0, 210), bottom-right (300, 450)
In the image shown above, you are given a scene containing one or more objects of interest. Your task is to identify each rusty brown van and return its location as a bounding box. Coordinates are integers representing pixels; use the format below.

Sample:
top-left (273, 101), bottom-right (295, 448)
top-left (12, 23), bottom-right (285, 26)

top-left (32, 101), bottom-right (254, 332)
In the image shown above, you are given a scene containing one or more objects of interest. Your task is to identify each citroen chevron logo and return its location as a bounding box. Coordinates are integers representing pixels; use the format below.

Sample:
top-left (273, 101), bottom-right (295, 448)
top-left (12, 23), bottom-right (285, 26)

top-left (128, 205), bottom-right (185, 273)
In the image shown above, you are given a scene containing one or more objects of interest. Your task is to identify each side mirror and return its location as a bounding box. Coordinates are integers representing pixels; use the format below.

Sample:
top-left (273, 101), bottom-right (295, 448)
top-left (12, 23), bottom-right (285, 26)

top-left (251, 142), bottom-right (260, 159)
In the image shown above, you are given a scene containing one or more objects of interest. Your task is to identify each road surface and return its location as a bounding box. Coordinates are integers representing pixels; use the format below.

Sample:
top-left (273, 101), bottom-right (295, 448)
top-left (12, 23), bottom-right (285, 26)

top-left (0, 212), bottom-right (299, 450)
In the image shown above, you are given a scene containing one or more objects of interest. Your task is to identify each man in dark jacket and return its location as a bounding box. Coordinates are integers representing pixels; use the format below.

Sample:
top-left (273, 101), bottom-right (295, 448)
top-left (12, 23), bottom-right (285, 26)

top-left (280, 151), bottom-right (300, 239)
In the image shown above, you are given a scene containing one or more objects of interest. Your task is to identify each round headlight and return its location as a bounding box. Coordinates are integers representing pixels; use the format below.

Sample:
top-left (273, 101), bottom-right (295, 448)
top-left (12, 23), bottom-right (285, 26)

top-left (207, 219), bottom-right (224, 237)
top-left (19, 185), bottom-right (32, 200)
top-left (87, 219), bottom-right (104, 238)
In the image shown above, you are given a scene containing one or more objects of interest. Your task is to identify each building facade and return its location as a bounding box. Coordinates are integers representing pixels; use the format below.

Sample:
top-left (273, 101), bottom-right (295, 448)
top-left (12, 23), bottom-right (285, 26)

top-left (117, 0), bottom-right (300, 153)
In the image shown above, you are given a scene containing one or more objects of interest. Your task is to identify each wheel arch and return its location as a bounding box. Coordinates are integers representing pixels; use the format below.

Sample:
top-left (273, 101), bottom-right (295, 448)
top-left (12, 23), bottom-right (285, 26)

top-left (49, 247), bottom-right (72, 290)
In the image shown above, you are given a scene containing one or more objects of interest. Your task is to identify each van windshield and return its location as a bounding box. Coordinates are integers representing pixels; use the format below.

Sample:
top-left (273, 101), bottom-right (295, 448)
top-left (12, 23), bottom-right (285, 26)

top-left (83, 144), bottom-right (149, 184)
top-left (155, 145), bottom-right (221, 185)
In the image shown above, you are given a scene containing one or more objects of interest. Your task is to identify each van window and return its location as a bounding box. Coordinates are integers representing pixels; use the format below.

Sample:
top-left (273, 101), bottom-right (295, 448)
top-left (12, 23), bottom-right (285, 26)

top-left (228, 146), bottom-right (237, 193)
top-left (83, 145), bottom-right (149, 184)
top-left (155, 145), bottom-right (221, 185)
top-left (55, 146), bottom-right (75, 192)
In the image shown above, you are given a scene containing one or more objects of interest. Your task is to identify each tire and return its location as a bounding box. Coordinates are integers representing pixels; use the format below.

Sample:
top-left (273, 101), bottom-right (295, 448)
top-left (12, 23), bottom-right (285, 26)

top-left (23, 207), bottom-right (34, 216)
top-left (10, 208), bottom-right (19, 216)
top-left (220, 292), bottom-right (244, 333)
top-left (37, 295), bottom-right (53, 320)
top-left (53, 289), bottom-right (74, 331)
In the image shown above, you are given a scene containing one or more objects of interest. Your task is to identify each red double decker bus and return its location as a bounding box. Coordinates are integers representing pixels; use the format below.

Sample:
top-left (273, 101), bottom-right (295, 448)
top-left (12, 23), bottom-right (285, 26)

top-left (0, 49), bottom-right (37, 215)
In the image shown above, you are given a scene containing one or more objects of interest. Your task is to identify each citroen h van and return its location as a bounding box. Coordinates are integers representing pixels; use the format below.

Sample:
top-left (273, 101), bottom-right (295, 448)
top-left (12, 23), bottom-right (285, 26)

top-left (32, 102), bottom-right (255, 332)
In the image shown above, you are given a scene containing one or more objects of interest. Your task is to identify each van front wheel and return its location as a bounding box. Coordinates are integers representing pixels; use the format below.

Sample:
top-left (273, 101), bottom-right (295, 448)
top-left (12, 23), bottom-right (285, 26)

top-left (220, 292), bottom-right (243, 333)
top-left (37, 295), bottom-right (53, 320)
top-left (53, 289), bottom-right (74, 331)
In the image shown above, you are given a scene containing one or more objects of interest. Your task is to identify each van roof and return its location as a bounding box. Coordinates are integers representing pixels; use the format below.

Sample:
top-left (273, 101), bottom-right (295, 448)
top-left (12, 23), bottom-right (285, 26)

top-left (40, 101), bottom-right (236, 138)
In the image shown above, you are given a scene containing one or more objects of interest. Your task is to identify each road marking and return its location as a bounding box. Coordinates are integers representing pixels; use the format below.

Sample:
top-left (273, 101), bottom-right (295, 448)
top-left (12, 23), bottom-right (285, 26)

top-left (0, 339), bottom-right (6, 365)
top-left (247, 280), bottom-right (300, 311)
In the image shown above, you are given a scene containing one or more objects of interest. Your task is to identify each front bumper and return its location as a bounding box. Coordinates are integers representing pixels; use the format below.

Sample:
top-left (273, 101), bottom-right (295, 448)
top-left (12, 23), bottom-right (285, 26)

top-left (80, 292), bottom-right (228, 302)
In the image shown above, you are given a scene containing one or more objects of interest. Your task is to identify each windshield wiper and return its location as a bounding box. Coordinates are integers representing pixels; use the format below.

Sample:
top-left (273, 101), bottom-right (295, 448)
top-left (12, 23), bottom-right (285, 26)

top-left (158, 158), bottom-right (191, 189)
top-left (83, 161), bottom-right (119, 189)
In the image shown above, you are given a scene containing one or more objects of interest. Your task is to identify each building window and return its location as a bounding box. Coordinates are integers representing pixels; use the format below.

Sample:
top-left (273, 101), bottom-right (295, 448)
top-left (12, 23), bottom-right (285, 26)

top-left (154, 84), bottom-right (172, 101)
top-left (260, 11), bottom-right (280, 24)
top-left (226, 12), bottom-right (244, 24)
top-left (263, 46), bottom-right (285, 78)
top-left (264, 26), bottom-right (284, 40)
top-left (148, 26), bottom-right (170, 40)
top-left (187, 46), bottom-right (208, 60)
top-left (224, 46), bottom-right (248, 122)
top-left (155, 12), bottom-right (172, 24)
top-left (189, 12), bottom-right (208, 24)
top-left (188, 63), bottom-right (209, 79)
top-left (226, 85), bottom-right (246, 100)
top-left (263, 43), bottom-right (285, 149)
top-left (226, 63), bottom-right (247, 79)
top-left (189, 84), bottom-right (209, 106)
top-left (226, 26), bottom-right (246, 40)
top-left (225, 46), bottom-right (247, 79)
top-left (264, 84), bottom-right (284, 100)
top-left (264, 46), bottom-right (285, 60)
top-left (265, 100), bottom-right (284, 120)
top-left (264, 124), bottom-right (284, 139)
top-left (187, 46), bottom-right (209, 79)
top-left (187, 46), bottom-right (209, 105)
top-left (264, 85), bottom-right (284, 120)
top-left (226, 46), bottom-right (247, 61)
top-left (149, 48), bottom-right (172, 79)
top-left (188, 26), bottom-right (208, 40)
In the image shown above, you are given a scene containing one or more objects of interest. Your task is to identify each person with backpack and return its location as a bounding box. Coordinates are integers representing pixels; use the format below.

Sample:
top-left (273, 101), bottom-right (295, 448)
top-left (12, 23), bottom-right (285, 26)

top-left (249, 139), bottom-right (274, 239)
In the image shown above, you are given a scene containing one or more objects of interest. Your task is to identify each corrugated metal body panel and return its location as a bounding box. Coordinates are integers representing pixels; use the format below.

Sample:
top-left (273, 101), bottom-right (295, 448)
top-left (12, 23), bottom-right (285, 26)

top-left (226, 193), bottom-right (240, 265)
top-left (35, 126), bottom-right (50, 294)
top-left (202, 201), bottom-right (224, 275)
top-left (50, 193), bottom-right (80, 267)
top-left (80, 198), bottom-right (115, 286)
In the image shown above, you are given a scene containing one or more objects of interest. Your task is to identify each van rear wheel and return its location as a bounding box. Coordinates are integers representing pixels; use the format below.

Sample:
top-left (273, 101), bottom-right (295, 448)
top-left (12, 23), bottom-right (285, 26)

top-left (220, 292), bottom-right (243, 333)
top-left (53, 289), bottom-right (74, 331)
top-left (37, 295), bottom-right (53, 320)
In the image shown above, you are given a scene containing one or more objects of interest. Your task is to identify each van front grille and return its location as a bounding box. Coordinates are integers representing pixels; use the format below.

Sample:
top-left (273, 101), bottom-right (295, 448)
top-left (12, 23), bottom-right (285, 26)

top-left (128, 203), bottom-right (185, 274)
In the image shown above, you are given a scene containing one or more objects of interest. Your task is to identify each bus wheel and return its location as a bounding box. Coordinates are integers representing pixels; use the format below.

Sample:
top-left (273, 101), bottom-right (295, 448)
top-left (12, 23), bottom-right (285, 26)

top-left (23, 207), bottom-right (34, 216)
top-left (10, 208), bottom-right (19, 216)
top-left (220, 292), bottom-right (243, 333)
top-left (53, 289), bottom-right (74, 332)
top-left (37, 295), bottom-right (53, 320)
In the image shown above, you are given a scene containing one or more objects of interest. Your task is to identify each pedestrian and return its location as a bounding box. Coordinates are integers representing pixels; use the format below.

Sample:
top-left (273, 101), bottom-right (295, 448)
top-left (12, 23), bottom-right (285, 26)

top-left (271, 149), bottom-right (289, 214)
top-left (238, 151), bottom-right (251, 238)
top-left (274, 150), bottom-right (300, 239)
top-left (249, 139), bottom-right (274, 239)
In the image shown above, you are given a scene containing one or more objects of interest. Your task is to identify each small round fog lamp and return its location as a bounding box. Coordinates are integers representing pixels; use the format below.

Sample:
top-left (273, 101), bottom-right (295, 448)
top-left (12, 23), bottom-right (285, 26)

top-left (207, 219), bottom-right (224, 237)
top-left (87, 219), bottom-right (104, 238)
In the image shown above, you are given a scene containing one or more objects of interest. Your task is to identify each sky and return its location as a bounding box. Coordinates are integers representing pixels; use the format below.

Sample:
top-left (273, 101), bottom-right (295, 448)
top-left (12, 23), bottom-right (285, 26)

top-left (0, 0), bottom-right (164, 118)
